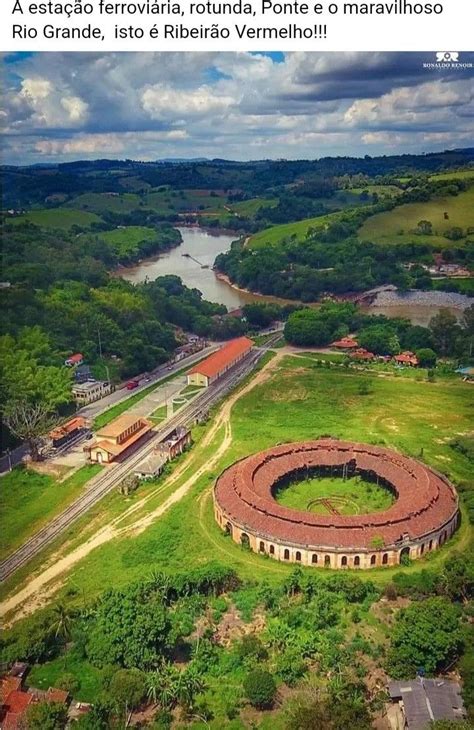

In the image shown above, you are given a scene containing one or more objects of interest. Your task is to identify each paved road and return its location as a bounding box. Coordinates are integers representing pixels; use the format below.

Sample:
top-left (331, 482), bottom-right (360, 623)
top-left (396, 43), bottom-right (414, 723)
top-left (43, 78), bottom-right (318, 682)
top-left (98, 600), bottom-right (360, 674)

top-left (0, 346), bottom-right (217, 475)
top-left (0, 336), bottom-right (280, 581)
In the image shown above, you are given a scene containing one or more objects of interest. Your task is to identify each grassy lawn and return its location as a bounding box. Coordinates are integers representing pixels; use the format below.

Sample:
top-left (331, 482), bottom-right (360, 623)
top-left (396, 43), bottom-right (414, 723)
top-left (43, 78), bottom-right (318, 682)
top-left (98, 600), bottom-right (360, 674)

top-left (98, 226), bottom-right (158, 257)
top-left (230, 198), bottom-right (277, 216)
top-left (248, 211), bottom-right (341, 248)
top-left (65, 192), bottom-right (141, 214)
top-left (429, 170), bottom-right (474, 181)
top-left (16, 355), bottom-right (470, 606)
top-left (348, 185), bottom-right (402, 197)
top-left (28, 654), bottom-right (103, 703)
top-left (358, 188), bottom-right (474, 245)
top-left (274, 475), bottom-right (395, 515)
top-left (9, 208), bottom-right (102, 230)
top-left (149, 404), bottom-right (167, 422)
top-left (0, 464), bottom-right (102, 560)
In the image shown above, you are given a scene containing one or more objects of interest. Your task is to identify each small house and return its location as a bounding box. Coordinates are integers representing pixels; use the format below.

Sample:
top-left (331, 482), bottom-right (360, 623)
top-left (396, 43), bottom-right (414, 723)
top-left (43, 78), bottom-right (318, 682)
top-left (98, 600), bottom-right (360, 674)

top-left (388, 677), bottom-right (466, 730)
top-left (135, 452), bottom-right (167, 480)
top-left (65, 353), bottom-right (84, 367)
top-left (72, 380), bottom-right (113, 405)
top-left (330, 337), bottom-right (358, 350)
top-left (394, 351), bottom-right (419, 367)
top-left (350, 348), bottom-right (375, 361)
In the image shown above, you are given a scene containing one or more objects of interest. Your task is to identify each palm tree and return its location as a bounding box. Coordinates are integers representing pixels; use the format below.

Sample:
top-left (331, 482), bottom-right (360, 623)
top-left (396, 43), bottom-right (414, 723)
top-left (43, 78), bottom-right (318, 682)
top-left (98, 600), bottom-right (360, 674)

top-left (51, 603), bottom-right (75, 642)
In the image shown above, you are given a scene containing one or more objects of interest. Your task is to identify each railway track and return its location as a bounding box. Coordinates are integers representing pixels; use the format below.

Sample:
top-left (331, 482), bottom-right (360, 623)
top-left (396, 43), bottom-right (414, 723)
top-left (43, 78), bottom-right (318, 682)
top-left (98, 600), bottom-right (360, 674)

top-left (0, 336), bottom-right (280, 582)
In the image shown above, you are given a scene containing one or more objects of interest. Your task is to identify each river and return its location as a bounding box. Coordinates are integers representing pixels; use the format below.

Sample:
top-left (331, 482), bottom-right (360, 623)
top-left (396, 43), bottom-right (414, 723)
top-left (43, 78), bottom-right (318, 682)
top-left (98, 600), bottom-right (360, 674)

top-left (118, 226), bottom-right (471, 326)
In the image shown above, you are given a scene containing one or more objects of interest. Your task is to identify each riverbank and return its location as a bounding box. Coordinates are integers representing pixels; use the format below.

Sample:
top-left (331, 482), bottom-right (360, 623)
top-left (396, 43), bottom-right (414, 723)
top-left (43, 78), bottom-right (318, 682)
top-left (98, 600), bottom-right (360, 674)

top-left (371, 289), bottom-right (472, 309)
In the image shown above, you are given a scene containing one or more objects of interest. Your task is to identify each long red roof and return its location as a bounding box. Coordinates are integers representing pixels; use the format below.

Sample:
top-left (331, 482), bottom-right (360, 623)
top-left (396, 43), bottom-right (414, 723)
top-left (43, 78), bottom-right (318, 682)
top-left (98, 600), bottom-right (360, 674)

top-left (188, 337), bottom-right (253, 378)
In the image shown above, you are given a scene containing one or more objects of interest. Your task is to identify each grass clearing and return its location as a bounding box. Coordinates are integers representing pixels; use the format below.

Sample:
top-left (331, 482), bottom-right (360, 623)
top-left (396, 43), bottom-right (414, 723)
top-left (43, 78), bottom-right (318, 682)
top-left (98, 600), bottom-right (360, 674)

top-left (248, 212), bottom-right (342, 248)
top-left (274, 475), bottom-right (395, 515)
top-left (98, 226), bottom-right (158, 257)
top-left (0, 464), bottom-right (102, 560)
top-left (65, 192), bottom-right (141, 214)
top-left (8, 208), bottom-right (102, 230)
top-left (358, 188), bottom-right (474, 245)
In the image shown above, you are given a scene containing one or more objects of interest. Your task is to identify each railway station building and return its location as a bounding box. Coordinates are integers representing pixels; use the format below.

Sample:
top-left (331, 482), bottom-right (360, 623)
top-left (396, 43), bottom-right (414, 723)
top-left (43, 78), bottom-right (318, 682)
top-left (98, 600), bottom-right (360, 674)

top-left (187, 336), bottom-right (253, 387)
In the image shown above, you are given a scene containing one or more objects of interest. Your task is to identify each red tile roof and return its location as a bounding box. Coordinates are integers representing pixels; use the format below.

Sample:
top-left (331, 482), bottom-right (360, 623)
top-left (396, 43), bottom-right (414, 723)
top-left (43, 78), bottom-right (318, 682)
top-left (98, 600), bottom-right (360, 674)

top-left (0, 677), bottom-right (22, 703)
top-left (394, 351), bottom-right (419, 365)
top-left (331, 337), bottom-right (358, 349)
top-left (3, 689), bottom-right (33, 715)
top-left (46, 688), bottom-right (69, 705)
top-left (66, 353), bottom-right (83, 364)
top-left (350, 348), bottom-right (375, 360)
top-left (188, 337), bottom-right (253, 379)
top-left (49, 416), bottom-right (86, 440)
top-left (214, 439), bottom-right (459, 550)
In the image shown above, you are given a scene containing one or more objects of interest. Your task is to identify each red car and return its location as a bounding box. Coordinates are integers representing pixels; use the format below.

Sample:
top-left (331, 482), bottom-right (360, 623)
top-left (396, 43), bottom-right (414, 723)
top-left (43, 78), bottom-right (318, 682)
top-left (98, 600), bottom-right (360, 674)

top-left (126, 380), bottom-right (140, 390)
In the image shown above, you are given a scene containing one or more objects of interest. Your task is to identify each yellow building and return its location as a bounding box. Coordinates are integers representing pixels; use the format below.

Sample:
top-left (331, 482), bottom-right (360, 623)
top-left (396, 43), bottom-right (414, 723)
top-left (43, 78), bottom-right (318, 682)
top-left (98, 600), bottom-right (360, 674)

top-left (187, 337), bottom-right (253, 388)
top-left (84, 414), bottom-right (152, 464)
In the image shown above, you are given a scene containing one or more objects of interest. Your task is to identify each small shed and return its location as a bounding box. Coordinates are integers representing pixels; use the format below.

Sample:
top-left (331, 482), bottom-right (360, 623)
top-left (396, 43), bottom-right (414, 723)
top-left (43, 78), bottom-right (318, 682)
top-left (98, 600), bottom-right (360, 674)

top-left (135, 453), bottom-right (167, 480)
top-left (388, 677), bottom-right (466, 730)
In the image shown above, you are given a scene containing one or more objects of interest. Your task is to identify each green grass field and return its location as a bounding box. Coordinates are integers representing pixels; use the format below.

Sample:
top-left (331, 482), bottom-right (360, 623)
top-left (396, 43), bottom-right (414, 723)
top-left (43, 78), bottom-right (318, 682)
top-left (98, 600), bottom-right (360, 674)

top-left (65, 192), bottom-right (141, 214)
top-left (429, 170), bottom-right (474, 182)
top-left (248, 211), bottom-right (343, 248)
top-left (348, 185), bottom-right (402, 197)
top-left (230, 198), bottom-right (277, 216)
top-left (9, 208), bottom-right (102, 230)
top-left (274, 475), bottom-right (395, 515)
top-left (98, 226), bottom-right (158, 257)
top-left (0, 464), bottom-right (102, 560)
top-left (359, 188), bottom-right (474, 245)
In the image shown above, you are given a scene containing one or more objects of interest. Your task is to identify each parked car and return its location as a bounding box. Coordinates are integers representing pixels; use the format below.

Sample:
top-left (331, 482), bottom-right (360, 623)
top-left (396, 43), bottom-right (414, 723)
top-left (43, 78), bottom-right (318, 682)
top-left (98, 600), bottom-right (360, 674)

top-left (126, 380), bottom-right (140, 390)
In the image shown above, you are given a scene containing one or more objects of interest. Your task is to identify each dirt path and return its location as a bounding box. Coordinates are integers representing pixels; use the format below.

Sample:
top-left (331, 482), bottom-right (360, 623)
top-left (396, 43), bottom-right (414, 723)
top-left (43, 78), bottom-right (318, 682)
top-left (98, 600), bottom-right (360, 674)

top-left (1, 352), bottom-right (282, 624)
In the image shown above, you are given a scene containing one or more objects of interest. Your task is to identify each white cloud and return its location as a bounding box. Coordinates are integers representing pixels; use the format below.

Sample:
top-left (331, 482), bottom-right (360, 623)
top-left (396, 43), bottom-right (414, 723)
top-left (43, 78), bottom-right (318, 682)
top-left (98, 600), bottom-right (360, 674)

top-left (2, 51), bottom-right (473, 163)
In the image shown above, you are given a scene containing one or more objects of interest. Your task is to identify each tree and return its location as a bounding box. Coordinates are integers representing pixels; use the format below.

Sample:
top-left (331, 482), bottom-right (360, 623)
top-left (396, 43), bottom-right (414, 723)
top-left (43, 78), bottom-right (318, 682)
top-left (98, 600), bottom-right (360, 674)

top-left (416, 220), bottom-right (433, 235)
top-left (358, 325), bottom-right (400, 355)
top-left (416, 348), bottom-right (437, 368)
top-left (3, 400), bottom-right (57, 461)
top-left (85, 585), bottom-right (171, 669)
top-left (24, 701), bottom-right (68, 730)
top-left (386, 597), bottom-right (463, 678)
top-left (108, 668), bottom-right (145, 716)
top-left (51, 603), bottom-right (75, 642)
top-left (429, 309), bottom-right (460, 356)
top-left (243, 669), bottom-right (277, 709)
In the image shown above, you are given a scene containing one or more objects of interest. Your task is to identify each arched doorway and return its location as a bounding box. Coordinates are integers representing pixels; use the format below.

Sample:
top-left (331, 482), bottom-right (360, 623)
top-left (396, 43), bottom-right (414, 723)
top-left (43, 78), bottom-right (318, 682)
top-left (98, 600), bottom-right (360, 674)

top-left (295, 551), bottom-right (301, 562)
top-left (341, 556), bottom-right (347, 567)
top-left (269, 544), bottom-right (275, 555)
top-left (324, 555), bottom-right (331, 567)
top-left (354, 556), bottom-right (360, 567)
top-left (312, 554), bottom-right (318, 564)
top-left (225, 522), bottom-right (233, 538)
top-left (399, 546), bottom-right (410, 564)
top-left (382, 553), bottom-right (389, 565)
top-left (259, 541), bottom-right (265, 553)
top-left (241, 533), bottom-right (250, 548)
top-left (284, 548), bottom-right (290, 560)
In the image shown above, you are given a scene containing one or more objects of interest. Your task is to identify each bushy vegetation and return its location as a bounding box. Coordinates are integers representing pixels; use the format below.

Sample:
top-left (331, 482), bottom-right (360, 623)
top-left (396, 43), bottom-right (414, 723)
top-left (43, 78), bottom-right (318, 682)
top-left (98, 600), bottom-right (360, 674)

top-left (283, 301), bottom-right (474, 361)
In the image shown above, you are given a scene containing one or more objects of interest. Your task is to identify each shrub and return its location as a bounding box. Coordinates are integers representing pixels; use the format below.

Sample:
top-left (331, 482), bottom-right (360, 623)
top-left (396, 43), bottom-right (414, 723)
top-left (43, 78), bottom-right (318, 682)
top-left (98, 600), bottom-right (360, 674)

top-left (243, 669), bottom-right (277, 709)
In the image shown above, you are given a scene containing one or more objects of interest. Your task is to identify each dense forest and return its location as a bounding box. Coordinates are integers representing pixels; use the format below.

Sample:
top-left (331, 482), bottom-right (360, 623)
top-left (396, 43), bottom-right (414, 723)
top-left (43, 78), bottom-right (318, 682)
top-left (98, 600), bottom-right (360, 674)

top-left (3, 148), bottom-right (474, 208)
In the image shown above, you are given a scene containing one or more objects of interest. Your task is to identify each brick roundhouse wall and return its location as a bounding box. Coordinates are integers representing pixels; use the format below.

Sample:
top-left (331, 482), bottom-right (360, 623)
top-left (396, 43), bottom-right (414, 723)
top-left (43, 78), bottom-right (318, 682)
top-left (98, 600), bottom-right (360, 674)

top-left (213, 439), bottom-right (460, 570)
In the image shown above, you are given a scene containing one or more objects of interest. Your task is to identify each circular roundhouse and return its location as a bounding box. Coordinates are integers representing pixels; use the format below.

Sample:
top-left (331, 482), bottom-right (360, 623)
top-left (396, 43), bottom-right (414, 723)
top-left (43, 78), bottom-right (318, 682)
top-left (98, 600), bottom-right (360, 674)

top-left (213, 439), bottom-right (459, 569)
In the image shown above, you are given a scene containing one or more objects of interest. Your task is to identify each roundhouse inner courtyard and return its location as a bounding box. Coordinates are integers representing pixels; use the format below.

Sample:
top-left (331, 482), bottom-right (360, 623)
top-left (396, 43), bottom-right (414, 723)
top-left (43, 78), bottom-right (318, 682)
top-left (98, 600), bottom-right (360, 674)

top-left (214, 439), bottom-right (460, 569)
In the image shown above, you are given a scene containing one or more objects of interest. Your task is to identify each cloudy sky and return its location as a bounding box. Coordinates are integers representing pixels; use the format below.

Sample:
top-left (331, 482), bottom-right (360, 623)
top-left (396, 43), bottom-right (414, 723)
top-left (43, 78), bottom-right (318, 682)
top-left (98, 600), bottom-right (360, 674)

top-left (2, 51), bottom-right (473, 164)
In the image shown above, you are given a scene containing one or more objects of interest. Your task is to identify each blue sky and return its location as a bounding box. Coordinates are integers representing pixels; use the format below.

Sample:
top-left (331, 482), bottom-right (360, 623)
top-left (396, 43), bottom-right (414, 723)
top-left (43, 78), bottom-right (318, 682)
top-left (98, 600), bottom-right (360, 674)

top-left (2, 51), bottom-right (473, 164)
